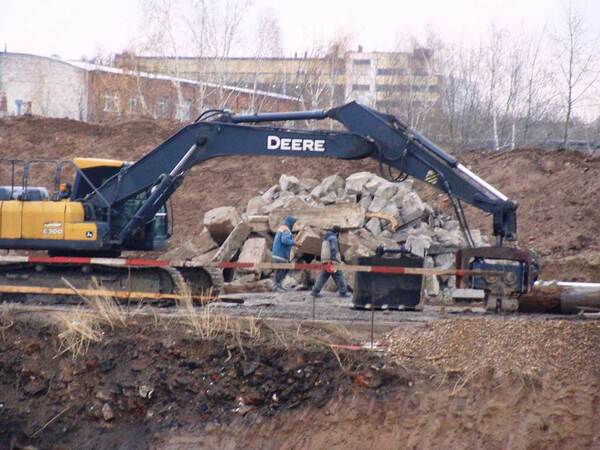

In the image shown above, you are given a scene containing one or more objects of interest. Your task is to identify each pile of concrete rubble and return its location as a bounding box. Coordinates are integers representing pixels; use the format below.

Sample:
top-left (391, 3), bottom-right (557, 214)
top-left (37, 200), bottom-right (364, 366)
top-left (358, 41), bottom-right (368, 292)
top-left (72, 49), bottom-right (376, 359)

top-left (164, 171), bottom-right (489, 300)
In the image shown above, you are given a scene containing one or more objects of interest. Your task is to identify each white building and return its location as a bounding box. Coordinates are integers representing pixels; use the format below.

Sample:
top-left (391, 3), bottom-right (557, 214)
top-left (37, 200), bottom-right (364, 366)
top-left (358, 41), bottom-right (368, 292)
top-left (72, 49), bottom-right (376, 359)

top-left (0, 52), bottom-right (88, 120)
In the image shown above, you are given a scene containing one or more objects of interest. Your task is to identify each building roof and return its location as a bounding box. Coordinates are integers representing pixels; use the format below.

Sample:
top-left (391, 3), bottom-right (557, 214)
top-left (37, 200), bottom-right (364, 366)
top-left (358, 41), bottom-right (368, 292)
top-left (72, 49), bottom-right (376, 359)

top-left (68, 61), bottom-right (301, 102)
top-left (0, 52), bottom-right (301, 102)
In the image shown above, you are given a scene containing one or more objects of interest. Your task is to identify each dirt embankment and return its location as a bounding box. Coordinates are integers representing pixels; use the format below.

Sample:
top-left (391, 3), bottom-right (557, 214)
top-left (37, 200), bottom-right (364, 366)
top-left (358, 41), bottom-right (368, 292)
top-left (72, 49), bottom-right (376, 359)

top-left (1, 314), bottom-right (599, 449)
top-left (1, 116), bottom-right (600, 279)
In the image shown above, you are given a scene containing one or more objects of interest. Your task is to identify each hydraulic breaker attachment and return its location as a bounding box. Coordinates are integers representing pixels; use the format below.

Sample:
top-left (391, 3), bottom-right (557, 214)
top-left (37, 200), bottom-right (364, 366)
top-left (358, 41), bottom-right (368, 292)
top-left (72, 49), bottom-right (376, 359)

top-left (455, 247), bottom-right (539, 312)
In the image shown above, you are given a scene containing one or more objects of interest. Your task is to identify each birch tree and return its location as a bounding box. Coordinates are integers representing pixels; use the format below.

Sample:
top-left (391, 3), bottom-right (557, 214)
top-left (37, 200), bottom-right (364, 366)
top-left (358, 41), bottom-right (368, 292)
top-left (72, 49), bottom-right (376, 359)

top-left (555, 0), bottom-right (600, 148)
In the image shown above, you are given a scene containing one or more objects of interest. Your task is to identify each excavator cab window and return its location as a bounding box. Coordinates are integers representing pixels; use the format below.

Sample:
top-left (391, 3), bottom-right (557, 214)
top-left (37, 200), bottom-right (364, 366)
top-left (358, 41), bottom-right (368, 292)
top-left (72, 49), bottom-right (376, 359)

top-left (71, 165), bottom-right (123, 200)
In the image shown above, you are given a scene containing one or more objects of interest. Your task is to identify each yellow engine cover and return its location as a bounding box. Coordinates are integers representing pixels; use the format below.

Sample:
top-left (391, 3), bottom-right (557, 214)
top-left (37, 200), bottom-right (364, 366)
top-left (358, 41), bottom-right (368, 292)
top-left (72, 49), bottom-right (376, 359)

top-left (0, 200), bottom-right (97, 241)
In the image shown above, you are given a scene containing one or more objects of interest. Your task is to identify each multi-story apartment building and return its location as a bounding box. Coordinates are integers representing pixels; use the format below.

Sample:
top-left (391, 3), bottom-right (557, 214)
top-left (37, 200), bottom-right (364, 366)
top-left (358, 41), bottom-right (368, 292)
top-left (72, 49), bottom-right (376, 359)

top-left (115, 47), bottom-right (441, 114)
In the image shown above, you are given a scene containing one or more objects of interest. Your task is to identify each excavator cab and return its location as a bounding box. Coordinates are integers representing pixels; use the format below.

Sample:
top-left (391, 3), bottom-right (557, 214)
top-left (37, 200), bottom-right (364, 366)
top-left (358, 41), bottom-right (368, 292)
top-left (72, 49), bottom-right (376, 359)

top-left (0, 158), bottom-right (171, 254)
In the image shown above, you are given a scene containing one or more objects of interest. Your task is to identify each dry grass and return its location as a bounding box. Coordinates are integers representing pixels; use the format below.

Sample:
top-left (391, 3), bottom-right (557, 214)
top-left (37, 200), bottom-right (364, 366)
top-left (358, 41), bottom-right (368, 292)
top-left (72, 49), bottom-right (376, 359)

top-left (0, 303), bottom-right (14, 342)
top-left (55, 308), bottom-right (104, 360)
top-left (176, 283), bottom-right (232, 339)
top-left (56, 277), bottom-right (130, 359)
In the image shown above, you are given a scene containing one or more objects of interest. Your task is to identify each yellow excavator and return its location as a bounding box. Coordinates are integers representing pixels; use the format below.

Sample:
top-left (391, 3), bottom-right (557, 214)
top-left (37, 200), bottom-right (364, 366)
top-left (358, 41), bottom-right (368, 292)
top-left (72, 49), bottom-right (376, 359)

top-left (0, 102), bottom-right (537, 307)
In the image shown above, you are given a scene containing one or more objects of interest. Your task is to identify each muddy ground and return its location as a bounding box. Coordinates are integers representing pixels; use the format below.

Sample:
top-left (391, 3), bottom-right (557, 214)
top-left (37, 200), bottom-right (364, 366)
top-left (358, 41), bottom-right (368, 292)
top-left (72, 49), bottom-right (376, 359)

top-left (1, 116), bottom-right (600, 280)
top-left (1, 305), bottom-right (599, 450)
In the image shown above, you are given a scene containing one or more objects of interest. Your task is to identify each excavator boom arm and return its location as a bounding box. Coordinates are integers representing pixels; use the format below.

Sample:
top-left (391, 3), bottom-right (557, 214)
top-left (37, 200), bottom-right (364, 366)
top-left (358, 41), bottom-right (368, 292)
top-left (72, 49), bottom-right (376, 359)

top-left (85, 101), bottom-right (517, 244)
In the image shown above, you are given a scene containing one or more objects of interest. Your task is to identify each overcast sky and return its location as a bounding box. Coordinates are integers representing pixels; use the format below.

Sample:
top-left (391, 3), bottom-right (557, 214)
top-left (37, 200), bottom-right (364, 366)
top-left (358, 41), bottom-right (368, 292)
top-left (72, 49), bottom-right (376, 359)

top-left (1, 0), bottom-right (599, 59)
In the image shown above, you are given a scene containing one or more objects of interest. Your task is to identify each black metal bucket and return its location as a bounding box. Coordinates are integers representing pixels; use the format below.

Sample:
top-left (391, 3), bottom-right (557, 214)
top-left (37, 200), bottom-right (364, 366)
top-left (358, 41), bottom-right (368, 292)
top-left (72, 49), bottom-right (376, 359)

top-left (352, 253), bottom-right (424, 310)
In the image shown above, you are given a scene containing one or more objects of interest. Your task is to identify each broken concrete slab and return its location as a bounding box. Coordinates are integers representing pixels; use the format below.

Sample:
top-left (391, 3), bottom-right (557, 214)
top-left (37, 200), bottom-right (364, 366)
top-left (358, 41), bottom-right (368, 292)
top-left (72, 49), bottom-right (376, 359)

top-left (406, 233), bottom-right (432, 257)
top-left (295, 226), bottom-right (322, 256)
top-left (433, 252), bottom-right (455, 269)
top-left (367, 195), bottom-right (388, 213)
top-left (398, 192), bottom-right (425, 224)
top-left (261, 184), bottom-right (280, 202)
top-left (246, 196), bottom-right (268, 215)
top-left (268, 203), bottom-right (365, 232)
top-left (319, 174), bottom-right (345, 197)
top-left (299, 178), bottom-right (319, 192)
top-left (210, 222), bottom-right (252, 263)
top-left (236, 237), bottom-right (268, 276)
top-left (189, 249), bottom-right (218, 266)
top-left (434, 227), bottom-right (465, 248)
top-left (365, 217), bottom-right (382, 235)
top-left (264, 195), bottom-right (310, 214)
top-left (345, 172), bottom-right (374, 195)
top-left (204, 206), bottom-right (241, 244)
top-left (279, 174), bottom-right (301, 194)
top-left (245, 215), bottom-right (270, 233)
top-left (373, 181), bottom-right (398, 200)
top-left (364, 174), bottom-right (389, 194)
top-left (452, 288), bottom-right (485, 301)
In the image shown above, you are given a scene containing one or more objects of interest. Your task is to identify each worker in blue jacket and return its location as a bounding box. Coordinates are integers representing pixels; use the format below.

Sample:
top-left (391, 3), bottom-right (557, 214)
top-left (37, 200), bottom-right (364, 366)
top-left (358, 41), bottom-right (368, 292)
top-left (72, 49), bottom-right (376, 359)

top-left (272, 216), bottom-right (297, 292)
top-left (311, 225), bottom-right (349, 297)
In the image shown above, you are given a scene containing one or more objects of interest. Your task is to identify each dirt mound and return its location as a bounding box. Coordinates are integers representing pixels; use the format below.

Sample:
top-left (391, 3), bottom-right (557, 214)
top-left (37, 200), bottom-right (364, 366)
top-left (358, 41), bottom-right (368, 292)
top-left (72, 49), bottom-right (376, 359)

top-left (1, 115), bottom-right (599, 279)
top-left (2, 313), bottom-right (600, 449)
top-left (0, 314), bottom-right (405, 449)
top-left (384, 317), bottom-right (600, 382)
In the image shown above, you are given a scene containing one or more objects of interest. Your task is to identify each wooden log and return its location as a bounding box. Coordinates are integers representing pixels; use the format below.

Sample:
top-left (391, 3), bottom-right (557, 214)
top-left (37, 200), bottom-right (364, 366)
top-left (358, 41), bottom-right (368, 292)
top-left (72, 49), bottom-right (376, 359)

top-left (365, 212), bottom-right (399, 231)
top-left (222, 279), bottom-right (273, 294)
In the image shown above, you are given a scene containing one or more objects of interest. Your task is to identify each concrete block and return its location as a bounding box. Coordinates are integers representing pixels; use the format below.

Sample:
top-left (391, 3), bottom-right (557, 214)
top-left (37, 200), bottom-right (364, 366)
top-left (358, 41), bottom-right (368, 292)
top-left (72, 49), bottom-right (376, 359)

top-left (246, 196), bottom-right (268, 215)
top-left (345, 172), bottom-right (374, 195)
top-left (365, 217), bottom-right (382, 235)
top-left (261, 184), bottom-right (280, 202)
top-left (295, 226), bottom-right (323, 256)
top-left (279, 174), bottom-right (302, 194)
top-left (203, 206), bottom-right (241, 244)
top-left (210, 222), bottom-right (252, 263)
top-left (453, 288), bottom-right (485, 301)
top-left (319, 174), bottom-right (345, 196)
top-left (300, 178), bottom-right (320, 192)
top-left (268, 203), bottom-right (365, 233)
top-left (434, 252), bottom-right (455, 269)
top-left (264, 196), bottom-right (310, 214)
top-left (236, 237), bottom-right (268, 274)
top-left (364, 174), bottom-right (388, 194)
top-left (245, 215), bottom-right (270, 233)
top-left (434, 227), bottom-right (465, 248)
top-left (406, 234), bottom-right (432, 257)
top-left (373, 181), bottom-right (398, 200)
top-left (399, 192), bottom-right (425, 224)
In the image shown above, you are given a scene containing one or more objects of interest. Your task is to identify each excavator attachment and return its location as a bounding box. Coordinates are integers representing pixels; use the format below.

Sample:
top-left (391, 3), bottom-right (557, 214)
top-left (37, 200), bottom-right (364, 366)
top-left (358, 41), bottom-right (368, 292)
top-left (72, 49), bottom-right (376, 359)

top-left (456, 247), bottom-right (539, 312)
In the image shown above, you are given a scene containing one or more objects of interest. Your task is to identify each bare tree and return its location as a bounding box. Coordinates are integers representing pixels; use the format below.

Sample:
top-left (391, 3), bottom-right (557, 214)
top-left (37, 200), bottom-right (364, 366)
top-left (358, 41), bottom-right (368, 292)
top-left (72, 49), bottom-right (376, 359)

top-left (555, 0), bottom-right (600, 148)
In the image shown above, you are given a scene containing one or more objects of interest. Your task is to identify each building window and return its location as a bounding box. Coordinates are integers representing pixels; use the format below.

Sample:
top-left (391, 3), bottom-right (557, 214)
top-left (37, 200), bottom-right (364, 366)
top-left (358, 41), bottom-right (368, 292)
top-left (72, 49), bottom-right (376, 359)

top-left (103, 93), bottom-right (112, 112)
top-left (176, 99), bottom-right (192, 121)
top-left (156, 97), bottom-right (168, 118)
top-left (353, 59), bottom-right (371, 66)
top-left (103, 92), bottom-right (120, 113)
top-left (352, 84), bottom-right (370, 92)
top-left (129, 96), bottom-right (137, 113)
top-left (377, 68), bottom-right (407, 76)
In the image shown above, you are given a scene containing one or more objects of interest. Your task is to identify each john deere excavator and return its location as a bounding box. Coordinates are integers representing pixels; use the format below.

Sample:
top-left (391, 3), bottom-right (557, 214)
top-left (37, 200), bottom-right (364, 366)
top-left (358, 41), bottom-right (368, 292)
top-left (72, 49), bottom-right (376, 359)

top-left (0, 102), bottom-right (537, 308)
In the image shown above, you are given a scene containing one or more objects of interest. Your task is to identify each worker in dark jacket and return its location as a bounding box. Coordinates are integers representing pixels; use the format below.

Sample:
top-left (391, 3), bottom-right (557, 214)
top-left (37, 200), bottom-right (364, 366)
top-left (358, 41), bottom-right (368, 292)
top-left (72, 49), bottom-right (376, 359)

top-left (311, 225), bottom-right (349, 297)
top-left (271, 216), bottom-right (297, 292)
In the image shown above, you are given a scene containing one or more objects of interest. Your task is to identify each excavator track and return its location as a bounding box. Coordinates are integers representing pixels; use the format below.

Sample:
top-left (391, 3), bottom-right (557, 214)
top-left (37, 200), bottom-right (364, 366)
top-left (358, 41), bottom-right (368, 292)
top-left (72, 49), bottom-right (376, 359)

top-left (0, 255), bottom-right (222, 305)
